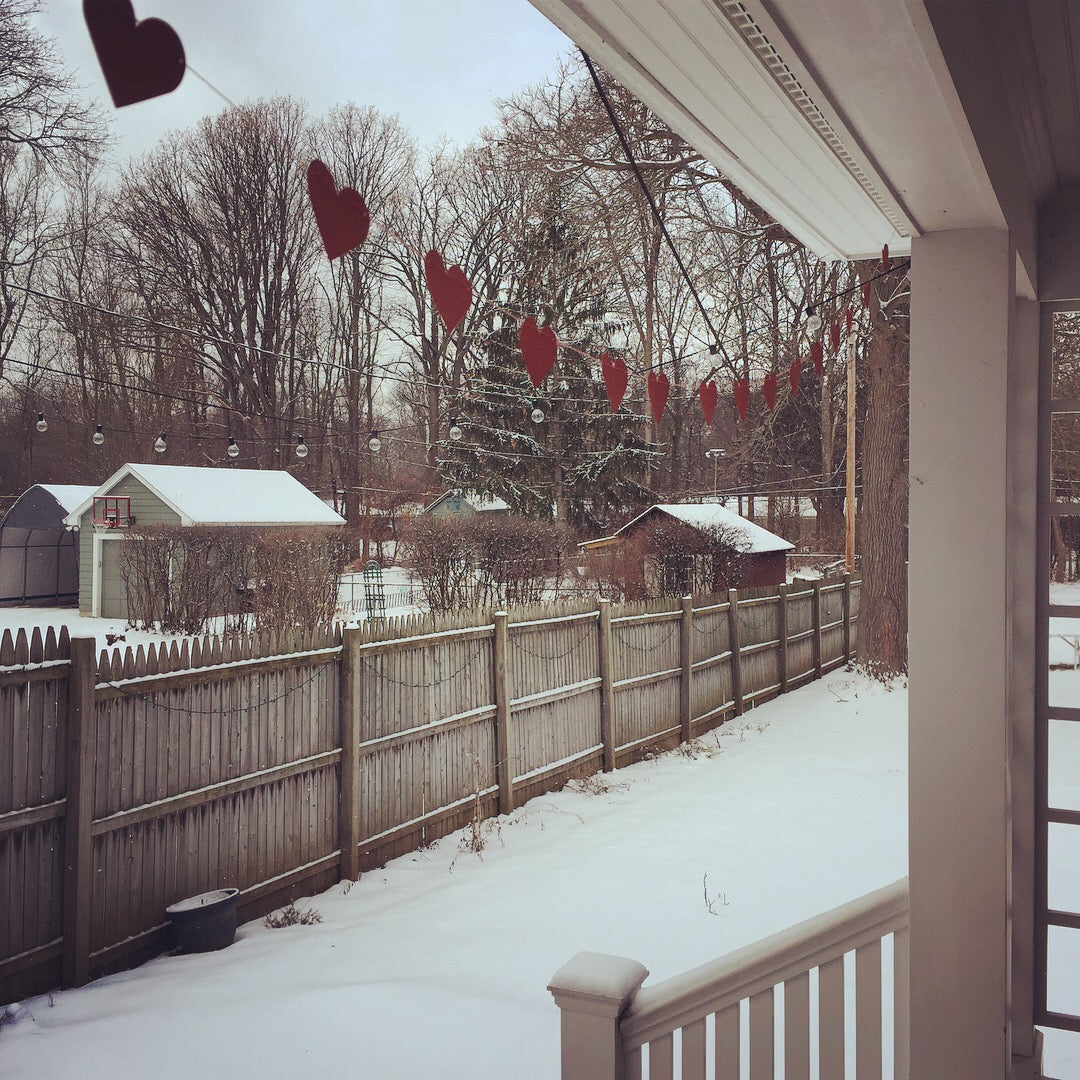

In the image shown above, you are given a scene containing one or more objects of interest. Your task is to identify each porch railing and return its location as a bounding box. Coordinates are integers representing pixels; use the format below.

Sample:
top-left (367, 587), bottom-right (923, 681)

top-left (548, 877), bottom-right (909, 1080)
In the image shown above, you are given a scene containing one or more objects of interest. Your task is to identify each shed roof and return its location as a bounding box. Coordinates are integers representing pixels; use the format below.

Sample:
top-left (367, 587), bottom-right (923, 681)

top-left (585, 503), bottom-right (794, 555)
top-left (423, 490), bottom-right (510, 514)
top-left (64, 464), bottom-right (345, 527)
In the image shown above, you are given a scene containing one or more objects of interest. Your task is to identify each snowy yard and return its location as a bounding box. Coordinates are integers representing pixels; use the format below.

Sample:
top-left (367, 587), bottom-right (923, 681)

top-left (2, 663), bottom-right (1078, 1078)
top-left (0, 670), bottom-right (907, 1079)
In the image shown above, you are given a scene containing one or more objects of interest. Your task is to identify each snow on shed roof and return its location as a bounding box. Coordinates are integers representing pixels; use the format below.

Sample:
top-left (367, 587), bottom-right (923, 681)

top-left (601, 503), bottom-right (794, 554)
top-left (35, 485), bottom-right (99, 514)
top-left (64, 464), bottom-right (345, 527)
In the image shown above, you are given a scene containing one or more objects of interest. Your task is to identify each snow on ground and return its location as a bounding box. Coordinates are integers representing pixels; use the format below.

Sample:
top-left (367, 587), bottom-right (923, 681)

top-left (0, 671), bottom-right (908, 1080)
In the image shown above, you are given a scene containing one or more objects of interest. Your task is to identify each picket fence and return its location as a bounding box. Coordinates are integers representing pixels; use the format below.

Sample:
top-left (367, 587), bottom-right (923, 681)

top-left (0, 576), bottom-right (858, 1003)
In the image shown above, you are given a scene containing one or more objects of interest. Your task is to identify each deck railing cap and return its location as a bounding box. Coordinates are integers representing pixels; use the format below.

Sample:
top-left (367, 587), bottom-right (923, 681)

top-left (548, 952), bottom-right (650, 1017)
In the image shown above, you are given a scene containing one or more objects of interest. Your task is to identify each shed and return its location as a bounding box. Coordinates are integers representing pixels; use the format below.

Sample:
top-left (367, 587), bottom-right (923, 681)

top-left (64, 463), bottom-right (345, 618)
top-left (423, 490), bottom-right (510, 517)
top-left (0, 484), bottom-right (97, 607)
top-left (581, 502), bottom-right (794, 597)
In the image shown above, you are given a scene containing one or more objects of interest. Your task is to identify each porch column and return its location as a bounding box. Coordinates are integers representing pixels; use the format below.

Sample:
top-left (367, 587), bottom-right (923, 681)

top-left (908, 228), bottom-right (1012, 1079)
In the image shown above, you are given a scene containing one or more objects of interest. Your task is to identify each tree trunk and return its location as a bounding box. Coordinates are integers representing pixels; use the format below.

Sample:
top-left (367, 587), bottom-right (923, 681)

top-left (857, 317), bottom-right (909, 675)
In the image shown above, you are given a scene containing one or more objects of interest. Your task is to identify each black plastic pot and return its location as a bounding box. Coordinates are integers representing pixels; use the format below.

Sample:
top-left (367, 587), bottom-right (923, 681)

top-left (165, 888), bottom-right (239, 953)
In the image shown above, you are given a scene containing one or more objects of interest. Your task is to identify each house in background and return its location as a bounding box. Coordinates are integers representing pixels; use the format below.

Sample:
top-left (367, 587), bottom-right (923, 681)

top-left (0, 484), bottom-right (97, 607)
top-left (581, 502), bottom-right (793, 597)
top-left (64, 463), bottom-right (345, 619)
top-left (528, 0), bottom-right (1078, 1076)
top-left (423, 490), bottom-right (510, 517)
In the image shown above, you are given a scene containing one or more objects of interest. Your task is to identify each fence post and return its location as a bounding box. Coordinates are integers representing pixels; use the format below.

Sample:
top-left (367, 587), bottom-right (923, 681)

top-left (777, 584), bottom-right (789, 693)
top-left (493, 612), bottom-right (513, 813)
top-left (842, 572), bottom-right (853, 662)
top-left (548, 952), bottom-right (649, 1080)
top-left (62, 636), bottom-right (96, 988)
top-left (339, 627), bottom-right (362, 880)
top-left (812, 580), bottom-right (823, 678)
top-left (598, 600), bottom-right (615, 772)
top-left (680, 596), bottom-right (693, 743)
top-left (727, 588), bottom-right (744, 717)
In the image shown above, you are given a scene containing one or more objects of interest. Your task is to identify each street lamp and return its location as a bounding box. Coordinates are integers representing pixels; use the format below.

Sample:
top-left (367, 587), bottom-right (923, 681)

top-left (705, 447), bottom-right (726, 498)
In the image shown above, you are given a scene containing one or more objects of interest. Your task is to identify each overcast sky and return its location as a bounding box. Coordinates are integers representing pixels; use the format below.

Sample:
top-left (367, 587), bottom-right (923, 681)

top-left (33, 0), bottom-right (572, 165)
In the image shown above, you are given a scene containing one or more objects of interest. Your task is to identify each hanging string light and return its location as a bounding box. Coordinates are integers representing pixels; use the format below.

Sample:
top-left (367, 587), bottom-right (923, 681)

top-left (368, 430), bottom-right (382, 452)
top-left (227, 436), bottom-right (240, 458)
top-left (448, 417), bottom-right (463, 442)
top-left (35, 412), bottom-right (47, 432)
top-left (153, 433), bottom-right (167, 454)
top-left (294, 434), bottom-right (308, 459)
top-left (530, 401), bottom-right (546, 424)
top-left (92, 424), bottom-right (105, 445)
top-left (804, 306), bottom-right (823, 333)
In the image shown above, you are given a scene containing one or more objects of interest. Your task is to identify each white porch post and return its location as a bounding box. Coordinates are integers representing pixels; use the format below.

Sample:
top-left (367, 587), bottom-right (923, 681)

top-left (909, 229), bottom-right (1013, 1079)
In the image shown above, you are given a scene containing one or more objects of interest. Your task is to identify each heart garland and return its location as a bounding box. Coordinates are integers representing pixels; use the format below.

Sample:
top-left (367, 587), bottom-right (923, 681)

top-left (734, 378), bottom-right (750, 422)
top-left (789, 357), bottom-right (802, 397)
top-left (882, 244), bottom-right (891, 271)
top-left (810, 341), bottom-right (824, 376)
top-left (600, 353), bottom-right (628, 412)
top-left (520, 317), bottom-right (558, 388)
top-left (84, 0), bottom-right (185, 108)
top-left (307, 160), bottom-right (370, 261)
top-left (424, 250), bottom-right (472, 333)
top-left (647, 371), bottom-right (669, 424)
top-left (763, 372), bottom-right (778, 412)
top-left (699, 379), bottom-right (718, 426)
top-left (862, 281), bottom-right (873, 307)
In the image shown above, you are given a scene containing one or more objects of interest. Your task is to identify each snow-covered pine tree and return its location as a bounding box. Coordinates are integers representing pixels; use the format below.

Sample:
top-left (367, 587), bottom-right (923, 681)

top-left (438, 182), bottom-right (658, 534)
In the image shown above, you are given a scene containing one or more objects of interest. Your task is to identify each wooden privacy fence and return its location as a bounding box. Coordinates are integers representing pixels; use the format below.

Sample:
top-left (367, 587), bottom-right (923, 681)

top-left (1, 575), bottom-right (858, 1002)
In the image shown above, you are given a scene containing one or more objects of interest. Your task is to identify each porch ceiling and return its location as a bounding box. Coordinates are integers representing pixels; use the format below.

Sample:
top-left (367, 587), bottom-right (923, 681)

top-left (528, 0), bottom-right (1080, 267)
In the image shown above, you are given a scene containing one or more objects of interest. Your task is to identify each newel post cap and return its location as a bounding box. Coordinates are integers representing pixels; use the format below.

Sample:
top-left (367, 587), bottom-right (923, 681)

top-left (548, 952), bottom-right (650, 1017)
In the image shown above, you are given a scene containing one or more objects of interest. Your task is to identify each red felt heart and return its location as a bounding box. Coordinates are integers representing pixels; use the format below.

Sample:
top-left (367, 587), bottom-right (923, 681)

top-left (520, 317), bottom-right (558, 388)
top-left (763, 372), bottom-right (778, 412)
top-left (647, 371), bottom-right (669, 424)
top-left (84, 0), bottom-right (185, 109)
top-left (789, 357), bottom-right (802, 397)
top-left (307, 160), bottom-right (370, 261)
top-left (829, 322), bottom-right (841, 355)
top-left (810, 341), bottom-right (824, 376)
top-left (734, 378), bottom-right (750, 422)
top-left (424, 250), bottom-right (472, 334)
top-left (862, 280), bottom-right (873, 307)
top-left (882, 243), bottom-right (890, 271)
top-left (600, 353), bottom-right (628, 412)
top-left (699, 379), bottom-right (718, 426)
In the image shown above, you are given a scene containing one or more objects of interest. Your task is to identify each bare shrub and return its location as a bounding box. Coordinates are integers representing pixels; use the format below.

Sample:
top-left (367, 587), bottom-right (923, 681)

top-left (250, 528), bottom-right (350, 635)
top-left (641, 519), bottom-right (750, 598)
top-left (472, 516), bottom-right (573, 607)
top-left (263, 903), bottom-right (322, 928)
top-left (398, 515), bottom-right (478, 613)
top-left (119, 525), bottom-right (347, 636)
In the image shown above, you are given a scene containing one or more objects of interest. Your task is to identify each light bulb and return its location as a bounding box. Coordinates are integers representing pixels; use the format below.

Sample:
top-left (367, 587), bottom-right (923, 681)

top-left (153, 434), bottom-right (167, 454)
top-left (530, 402), bottom-right (546, 424)
top-left (227, 437), bottom-right (240, 458)
top-left (295, 435), bottom-right (308, 459)
top-left (92, 424), bottom-right (104, 446)
top-left (805, 308), bottom-right (823, 334)
top-left (35, 412), bottom-right (47, 432)
top-left (449, 418), bottom-right (463, 441)
top-left (368, 430), bottom-right (382, 453)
